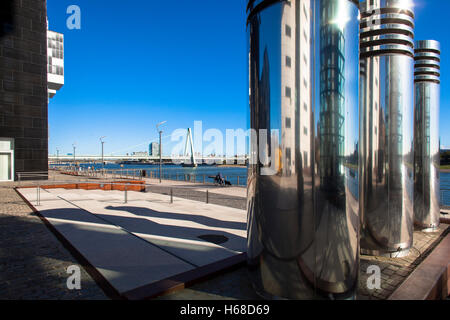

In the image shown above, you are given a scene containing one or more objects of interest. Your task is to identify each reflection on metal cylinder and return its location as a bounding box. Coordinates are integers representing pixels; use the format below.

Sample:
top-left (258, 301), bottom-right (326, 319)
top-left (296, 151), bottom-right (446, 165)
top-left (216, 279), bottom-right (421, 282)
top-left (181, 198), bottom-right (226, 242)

top-left (359, 0), bottom-right (415, 257)
top-left (246, 0), bottom-right (359, 299)
top-left (414, 40), bottom-right (441, 231)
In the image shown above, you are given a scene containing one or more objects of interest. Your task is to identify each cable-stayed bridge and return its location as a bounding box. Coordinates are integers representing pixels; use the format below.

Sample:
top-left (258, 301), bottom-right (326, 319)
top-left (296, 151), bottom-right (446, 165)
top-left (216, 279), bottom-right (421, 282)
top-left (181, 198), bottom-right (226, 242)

top-left (48, 154), bottom-right (248, 164)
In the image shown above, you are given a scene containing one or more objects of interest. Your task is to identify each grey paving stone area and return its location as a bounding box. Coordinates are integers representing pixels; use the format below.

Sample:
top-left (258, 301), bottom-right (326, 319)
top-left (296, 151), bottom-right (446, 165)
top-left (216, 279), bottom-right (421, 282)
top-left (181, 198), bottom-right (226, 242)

top-left (358, 224), bottom-right (449, 300)
top-left (0, 187), bottom-right (107, 300)
top-left (158, 226), bottom-right (449, 300)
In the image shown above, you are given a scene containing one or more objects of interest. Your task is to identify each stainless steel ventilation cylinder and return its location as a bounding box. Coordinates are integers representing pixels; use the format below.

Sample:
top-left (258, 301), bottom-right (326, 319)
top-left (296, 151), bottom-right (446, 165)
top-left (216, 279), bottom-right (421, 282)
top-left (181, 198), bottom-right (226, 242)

top-left (414, 40), bottom-right (441, 231)
top-left (247, 0), bottom-right (360, 299)
top-left (359, 0), bottom-right (415, 257)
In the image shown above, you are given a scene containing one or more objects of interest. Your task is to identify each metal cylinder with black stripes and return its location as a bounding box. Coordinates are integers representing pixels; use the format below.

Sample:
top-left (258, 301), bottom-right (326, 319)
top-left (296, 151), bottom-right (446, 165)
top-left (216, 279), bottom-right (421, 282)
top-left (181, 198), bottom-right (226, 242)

top-left (413, 40), bottom-right (441, 232)
top-left (359, 0), bottom-right (415, 258)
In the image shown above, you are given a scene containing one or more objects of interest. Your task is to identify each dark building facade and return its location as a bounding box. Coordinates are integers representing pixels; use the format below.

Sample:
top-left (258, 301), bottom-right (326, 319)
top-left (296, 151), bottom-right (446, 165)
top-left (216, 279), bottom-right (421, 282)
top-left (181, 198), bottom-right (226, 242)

top-left (0, 0), bottom-right (48, 181)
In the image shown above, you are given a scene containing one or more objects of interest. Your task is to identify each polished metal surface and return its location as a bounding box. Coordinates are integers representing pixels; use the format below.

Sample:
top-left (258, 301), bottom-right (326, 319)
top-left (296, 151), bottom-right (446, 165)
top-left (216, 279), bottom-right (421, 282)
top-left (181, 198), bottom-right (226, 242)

top-left (247, 0), bottom-right (359, 299)
top-left (414, 40), bottom-right (441, 231)
top-left (359, 0), bottom-right (415, 256)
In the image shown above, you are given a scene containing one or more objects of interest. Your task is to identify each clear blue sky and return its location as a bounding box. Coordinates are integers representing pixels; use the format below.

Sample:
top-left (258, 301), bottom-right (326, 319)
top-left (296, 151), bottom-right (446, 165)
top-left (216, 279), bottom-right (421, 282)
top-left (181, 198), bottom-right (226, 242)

top-left (47, 0), bottom-right (450, 156)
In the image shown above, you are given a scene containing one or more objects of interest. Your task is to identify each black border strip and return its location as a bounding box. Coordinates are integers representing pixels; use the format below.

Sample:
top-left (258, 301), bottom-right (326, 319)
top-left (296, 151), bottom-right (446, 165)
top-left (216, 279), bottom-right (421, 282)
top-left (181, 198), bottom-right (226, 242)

top-left (122, 252), bottom-right (247, 300)
top-left (414, 79), bottom-right (440, 84)
top-left (360, 48), bottom-right (414, 59)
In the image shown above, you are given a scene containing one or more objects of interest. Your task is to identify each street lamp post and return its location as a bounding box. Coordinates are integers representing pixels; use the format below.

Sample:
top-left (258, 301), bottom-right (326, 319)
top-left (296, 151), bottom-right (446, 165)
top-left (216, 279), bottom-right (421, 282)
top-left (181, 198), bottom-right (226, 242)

top-left (156, 121), bottom-right (167, 183)
top-left (56, 148), bottom-right (59, 164)
top-left (100, 136), bottom-right (106, 169)
top-left (72, 143), bottom-right (76, 163)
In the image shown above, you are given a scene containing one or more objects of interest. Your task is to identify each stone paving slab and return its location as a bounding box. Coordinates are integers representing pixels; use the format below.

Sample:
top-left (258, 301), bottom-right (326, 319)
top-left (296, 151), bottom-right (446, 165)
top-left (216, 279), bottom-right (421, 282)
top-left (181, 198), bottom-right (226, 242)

top-left (16, 186), bottom-right (247, 297)
top-left (43, 188), bottom-right (246, 267)
top-left (44, 188), bottom-right (247, 255)
top-left (17, 188), bottom-right (196, 295)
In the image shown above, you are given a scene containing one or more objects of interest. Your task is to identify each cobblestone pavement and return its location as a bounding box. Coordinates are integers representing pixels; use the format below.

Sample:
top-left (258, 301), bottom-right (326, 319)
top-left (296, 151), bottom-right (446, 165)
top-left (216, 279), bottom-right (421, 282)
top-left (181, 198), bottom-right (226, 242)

top-left (0, 186), bottom-right (108, 300)
top-left (358, 224), bottom-right (449, 300)
top-left (157, 225), bottom-right (449, 300)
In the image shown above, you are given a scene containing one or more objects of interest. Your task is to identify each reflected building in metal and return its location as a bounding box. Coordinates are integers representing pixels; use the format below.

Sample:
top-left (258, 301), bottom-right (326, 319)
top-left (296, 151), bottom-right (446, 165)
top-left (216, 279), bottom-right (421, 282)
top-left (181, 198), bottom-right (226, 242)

top-left (414, 40), bottom-right (441, 231)
top-left (247, 0), bottom-right (360, 299)
top-left (359, 0), bottom-right (415, 257)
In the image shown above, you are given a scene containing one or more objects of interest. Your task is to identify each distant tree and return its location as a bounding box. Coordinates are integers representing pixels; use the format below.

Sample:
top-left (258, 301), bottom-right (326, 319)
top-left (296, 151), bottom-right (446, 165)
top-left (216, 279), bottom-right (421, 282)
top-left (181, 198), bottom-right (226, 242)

top-left (441, 151), bottom-right (450, 165)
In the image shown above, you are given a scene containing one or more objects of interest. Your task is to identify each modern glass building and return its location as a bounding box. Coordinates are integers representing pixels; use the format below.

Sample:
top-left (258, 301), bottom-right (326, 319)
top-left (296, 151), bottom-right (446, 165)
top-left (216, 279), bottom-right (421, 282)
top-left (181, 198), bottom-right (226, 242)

top-left (149, 142), bottom-right (160, 156)
top-left (47, 27), bottom-right (64, 99)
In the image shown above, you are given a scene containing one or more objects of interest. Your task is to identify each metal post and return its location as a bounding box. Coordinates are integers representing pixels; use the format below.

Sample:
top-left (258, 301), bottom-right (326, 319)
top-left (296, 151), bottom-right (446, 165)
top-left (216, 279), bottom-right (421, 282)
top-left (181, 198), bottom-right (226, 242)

top-left (206, 190), bottom-right (209, 204)
top-left (203, 175), bottom-right (205, 184)
top-left (159, 130), bottom-right (162, 183)
top-left (170, 188), bottom-right (173, 204)
top-left (125, 183), bottom-right (128, 204)
top-left (73, 144), bottom-right (76, 165)
top-left (237, 176), bottom-right (239, 186)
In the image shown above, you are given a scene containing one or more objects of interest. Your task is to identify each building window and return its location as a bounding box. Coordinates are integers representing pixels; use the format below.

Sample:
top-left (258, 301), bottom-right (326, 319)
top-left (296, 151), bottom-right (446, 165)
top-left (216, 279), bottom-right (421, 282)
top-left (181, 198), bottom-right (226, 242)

top-left (285, 117), bottom-right (291, 128)
top-left (285, 86), bottom-right (291, 98)
top-left (304, 126), bottom-right (308, 135)
top-left (285, 25), bottom-right (291, 38)
top-left (304, 102), bottom-right (308, 111)
top-left (286, 56), bottom-right (291, 68)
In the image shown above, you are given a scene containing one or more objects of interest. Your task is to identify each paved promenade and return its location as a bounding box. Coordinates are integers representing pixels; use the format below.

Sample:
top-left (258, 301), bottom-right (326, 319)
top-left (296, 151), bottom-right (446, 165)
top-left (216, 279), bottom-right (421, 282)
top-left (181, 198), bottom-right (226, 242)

top-left (16, 187), bottom-right (247, 297)
top-left (1, 170), bottom-right (449, 300)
